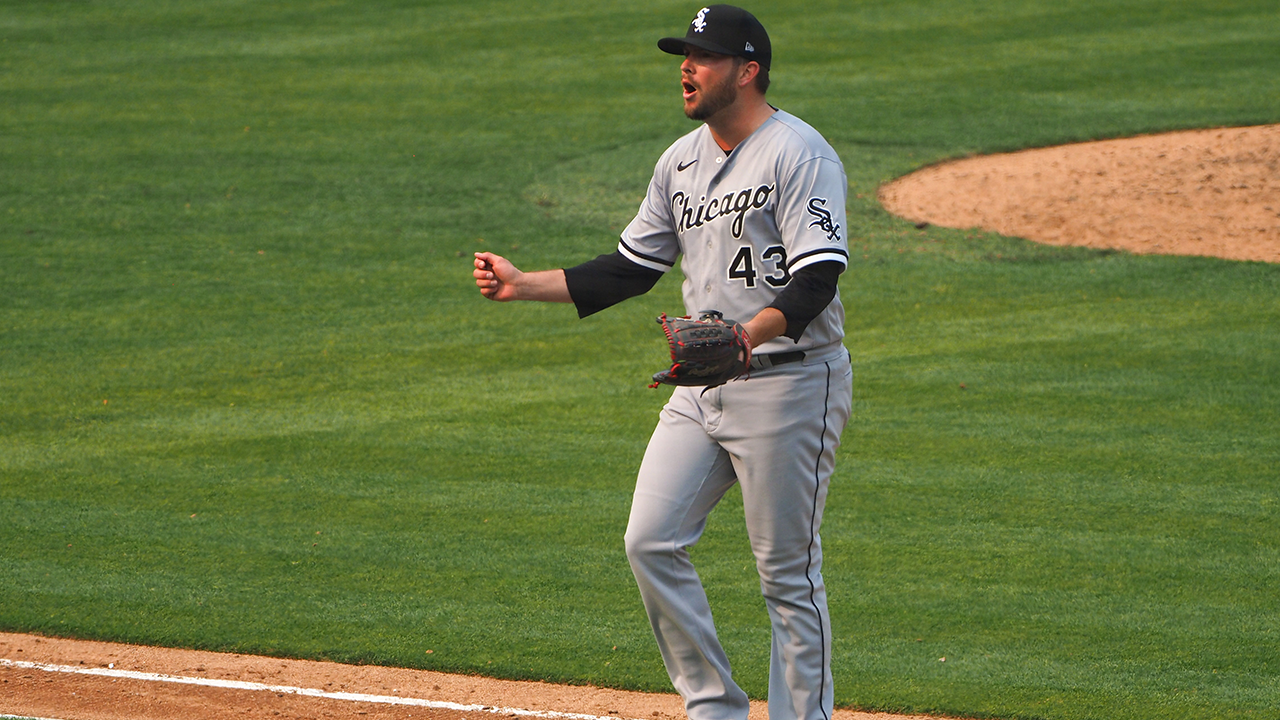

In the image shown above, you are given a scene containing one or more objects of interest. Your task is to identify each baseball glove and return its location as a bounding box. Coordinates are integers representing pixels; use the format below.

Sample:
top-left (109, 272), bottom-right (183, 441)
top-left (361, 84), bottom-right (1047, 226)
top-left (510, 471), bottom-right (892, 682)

top-left (650, 310), bottom-right (752, 388)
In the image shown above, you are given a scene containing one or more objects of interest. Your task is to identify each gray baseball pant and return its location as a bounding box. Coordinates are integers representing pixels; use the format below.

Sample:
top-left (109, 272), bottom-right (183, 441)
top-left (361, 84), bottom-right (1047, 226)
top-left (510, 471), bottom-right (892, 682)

top-left (624, 347), bottom-right (853, 720)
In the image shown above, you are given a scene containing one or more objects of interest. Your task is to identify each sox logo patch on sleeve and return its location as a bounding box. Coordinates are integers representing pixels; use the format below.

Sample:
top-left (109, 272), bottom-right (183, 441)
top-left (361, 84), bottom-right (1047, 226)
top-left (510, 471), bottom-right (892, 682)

top-left (806, 197), bottom-right (841, 241)
top-left (618, 110), bottom-right (849, 356)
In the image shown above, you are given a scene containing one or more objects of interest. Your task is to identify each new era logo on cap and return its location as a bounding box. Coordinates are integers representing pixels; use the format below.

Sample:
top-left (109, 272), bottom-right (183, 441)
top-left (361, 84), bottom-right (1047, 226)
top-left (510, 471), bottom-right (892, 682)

top-left (658, 5), bottom-right (772, 71)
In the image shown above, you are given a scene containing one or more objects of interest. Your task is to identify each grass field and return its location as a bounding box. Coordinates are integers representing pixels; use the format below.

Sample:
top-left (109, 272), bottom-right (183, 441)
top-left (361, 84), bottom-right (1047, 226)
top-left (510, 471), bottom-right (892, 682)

top-left (2, 1), bottom-right (1279, 719)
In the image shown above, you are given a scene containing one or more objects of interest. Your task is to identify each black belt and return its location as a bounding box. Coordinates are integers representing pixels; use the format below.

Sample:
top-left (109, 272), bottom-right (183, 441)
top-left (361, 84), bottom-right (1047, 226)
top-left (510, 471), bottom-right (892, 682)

top-left (749, 350), bottom-right (805, 370)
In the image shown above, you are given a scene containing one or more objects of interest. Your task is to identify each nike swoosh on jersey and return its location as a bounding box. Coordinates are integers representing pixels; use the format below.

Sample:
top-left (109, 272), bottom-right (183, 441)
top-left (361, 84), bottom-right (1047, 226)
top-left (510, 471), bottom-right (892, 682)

top-left (677, 159), bottom-right (698, 172)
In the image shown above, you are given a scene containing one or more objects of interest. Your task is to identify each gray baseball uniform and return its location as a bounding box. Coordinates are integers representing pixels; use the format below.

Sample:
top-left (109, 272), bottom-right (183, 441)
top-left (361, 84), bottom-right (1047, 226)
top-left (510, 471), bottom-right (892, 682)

top-left (620, 110), bottom-right (853, 720)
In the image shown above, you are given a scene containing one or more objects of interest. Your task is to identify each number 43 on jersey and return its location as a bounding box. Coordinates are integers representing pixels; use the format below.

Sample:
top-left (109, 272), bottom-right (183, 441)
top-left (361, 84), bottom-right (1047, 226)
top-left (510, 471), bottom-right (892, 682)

top-left (728, 245), bottom-right (790, 288)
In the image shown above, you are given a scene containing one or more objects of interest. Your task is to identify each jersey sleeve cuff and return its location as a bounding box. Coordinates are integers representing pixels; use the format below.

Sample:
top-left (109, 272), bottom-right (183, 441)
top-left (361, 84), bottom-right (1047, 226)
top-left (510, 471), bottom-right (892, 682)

top-left (787, 248), bottom-right (849, 274)
top-left (618, 239), bottom-right (676, 273)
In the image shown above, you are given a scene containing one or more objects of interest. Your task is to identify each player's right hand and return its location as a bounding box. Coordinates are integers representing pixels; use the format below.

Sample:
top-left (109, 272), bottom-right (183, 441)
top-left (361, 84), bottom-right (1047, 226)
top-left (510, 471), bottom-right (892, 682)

top-left (473, 251), bottom-right (522, 302)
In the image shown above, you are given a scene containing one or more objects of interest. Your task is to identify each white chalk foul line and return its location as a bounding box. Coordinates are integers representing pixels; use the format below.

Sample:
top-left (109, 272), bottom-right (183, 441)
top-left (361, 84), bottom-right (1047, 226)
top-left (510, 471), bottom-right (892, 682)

top-left (0, 658), bottom-right (643, 720)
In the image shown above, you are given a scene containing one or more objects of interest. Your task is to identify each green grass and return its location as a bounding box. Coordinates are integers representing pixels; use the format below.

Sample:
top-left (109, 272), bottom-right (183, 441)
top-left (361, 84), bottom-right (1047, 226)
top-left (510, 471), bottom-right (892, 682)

top-left (3, 1), bottom-right (1279, 719)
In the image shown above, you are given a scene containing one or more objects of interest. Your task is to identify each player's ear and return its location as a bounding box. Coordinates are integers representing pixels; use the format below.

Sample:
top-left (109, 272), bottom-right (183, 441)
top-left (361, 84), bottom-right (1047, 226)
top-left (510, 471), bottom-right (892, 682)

top-left (738, 60), bottom-right (760, 89)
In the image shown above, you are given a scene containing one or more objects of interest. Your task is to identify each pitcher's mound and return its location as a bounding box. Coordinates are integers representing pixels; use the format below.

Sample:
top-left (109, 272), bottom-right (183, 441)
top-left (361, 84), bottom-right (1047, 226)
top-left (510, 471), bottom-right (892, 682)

top-left (879, 124), bottom-right (1280, 263)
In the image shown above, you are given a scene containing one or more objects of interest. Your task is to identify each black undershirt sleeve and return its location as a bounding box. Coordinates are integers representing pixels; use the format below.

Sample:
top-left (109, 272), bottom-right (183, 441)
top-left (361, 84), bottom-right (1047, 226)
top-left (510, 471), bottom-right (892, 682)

top-left (767, 260), bottom-right (844, 342)
top-left (563, 251), bottom-right (664, 319)
top-left (563, 253), bottom-right (841, 335)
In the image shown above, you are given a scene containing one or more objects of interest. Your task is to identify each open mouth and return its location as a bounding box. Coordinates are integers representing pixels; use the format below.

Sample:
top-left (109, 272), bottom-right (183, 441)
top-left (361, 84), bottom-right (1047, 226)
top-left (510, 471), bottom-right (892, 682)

top-left (682, 80), bottom-right (697, 100)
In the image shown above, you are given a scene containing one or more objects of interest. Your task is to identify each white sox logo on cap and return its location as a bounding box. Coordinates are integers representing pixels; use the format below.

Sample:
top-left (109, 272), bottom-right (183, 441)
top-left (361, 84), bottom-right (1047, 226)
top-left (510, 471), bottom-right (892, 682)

top-left (692, 7), bottom-right (709, 32)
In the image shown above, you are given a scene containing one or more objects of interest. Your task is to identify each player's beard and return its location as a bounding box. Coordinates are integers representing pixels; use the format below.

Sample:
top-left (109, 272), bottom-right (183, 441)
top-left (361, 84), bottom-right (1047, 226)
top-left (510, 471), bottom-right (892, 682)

top-left (684, 72), bottom-right (739, 121)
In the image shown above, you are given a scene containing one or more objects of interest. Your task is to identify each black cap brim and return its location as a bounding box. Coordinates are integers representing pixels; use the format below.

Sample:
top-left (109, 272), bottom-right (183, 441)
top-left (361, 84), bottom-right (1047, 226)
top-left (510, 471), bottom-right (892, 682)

top-left (658, 36), bottom-right (738, 58)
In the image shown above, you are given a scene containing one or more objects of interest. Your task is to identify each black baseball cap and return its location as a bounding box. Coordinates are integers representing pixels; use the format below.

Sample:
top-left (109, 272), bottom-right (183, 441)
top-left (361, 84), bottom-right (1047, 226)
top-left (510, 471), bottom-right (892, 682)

top-left (658, 5), bottom-right (771, 71)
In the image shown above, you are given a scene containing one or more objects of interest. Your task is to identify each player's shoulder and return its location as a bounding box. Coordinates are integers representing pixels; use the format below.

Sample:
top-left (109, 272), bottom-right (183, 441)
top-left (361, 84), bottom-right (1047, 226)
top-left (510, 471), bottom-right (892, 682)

top-left (760, 110), bottom-right (841, 164)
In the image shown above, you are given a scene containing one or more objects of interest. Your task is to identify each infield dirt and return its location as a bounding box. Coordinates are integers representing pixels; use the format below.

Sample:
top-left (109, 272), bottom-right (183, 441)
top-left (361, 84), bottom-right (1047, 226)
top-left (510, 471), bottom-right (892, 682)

top-left (879, 124), bottom-right (1279, 263)
top-left (0, 632), bottom-right (939, 720)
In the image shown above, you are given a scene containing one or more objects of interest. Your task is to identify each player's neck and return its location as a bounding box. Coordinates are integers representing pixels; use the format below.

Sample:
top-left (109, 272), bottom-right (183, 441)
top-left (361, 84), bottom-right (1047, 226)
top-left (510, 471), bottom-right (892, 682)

top-left (706, 95), bottom-right (776, 153)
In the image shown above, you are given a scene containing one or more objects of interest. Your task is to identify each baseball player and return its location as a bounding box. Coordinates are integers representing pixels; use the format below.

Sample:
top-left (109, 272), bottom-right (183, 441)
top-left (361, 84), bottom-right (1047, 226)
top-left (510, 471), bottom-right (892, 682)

top-left (473, 6), bottom-right (852, 720)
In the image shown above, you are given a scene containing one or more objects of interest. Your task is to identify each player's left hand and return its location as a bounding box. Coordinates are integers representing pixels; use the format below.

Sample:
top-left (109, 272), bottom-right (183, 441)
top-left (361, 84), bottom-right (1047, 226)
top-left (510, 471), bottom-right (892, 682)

top-left (650, 310), bottom-right (752, 388)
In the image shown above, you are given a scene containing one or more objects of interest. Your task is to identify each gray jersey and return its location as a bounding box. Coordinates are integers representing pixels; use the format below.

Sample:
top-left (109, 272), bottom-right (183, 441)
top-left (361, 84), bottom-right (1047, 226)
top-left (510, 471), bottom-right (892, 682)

top-left (619, 110), bottom-right (849, 355)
